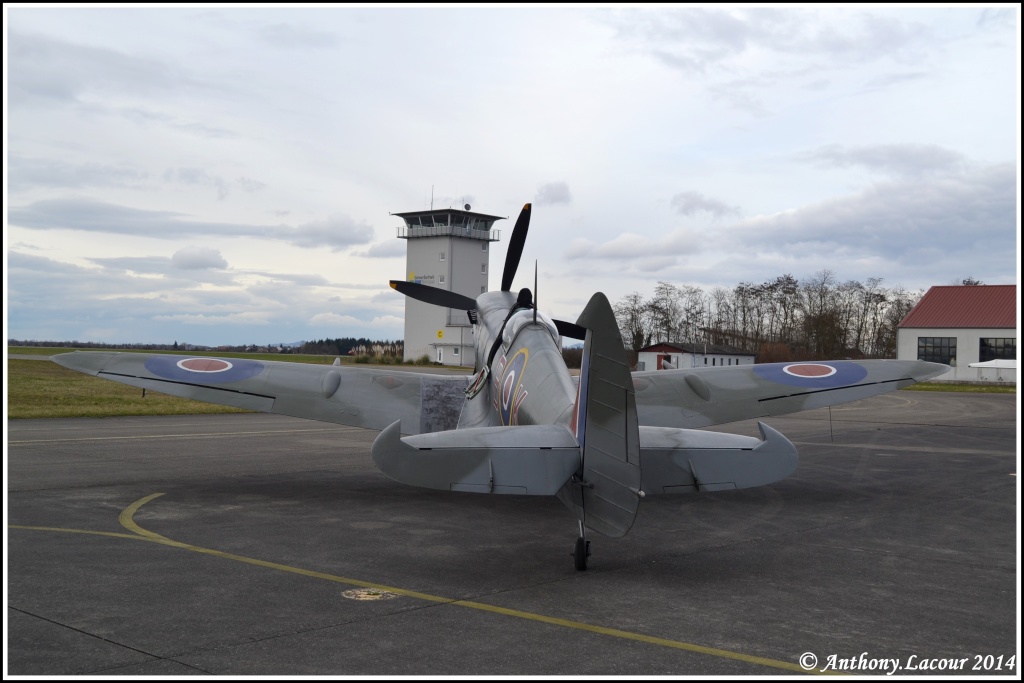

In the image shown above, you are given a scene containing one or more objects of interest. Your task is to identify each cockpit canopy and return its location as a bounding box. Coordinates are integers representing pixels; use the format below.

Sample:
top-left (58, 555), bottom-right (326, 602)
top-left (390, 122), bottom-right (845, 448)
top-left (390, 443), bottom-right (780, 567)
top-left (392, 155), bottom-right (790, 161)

top-left (502, 308), bottom-right (560, 349)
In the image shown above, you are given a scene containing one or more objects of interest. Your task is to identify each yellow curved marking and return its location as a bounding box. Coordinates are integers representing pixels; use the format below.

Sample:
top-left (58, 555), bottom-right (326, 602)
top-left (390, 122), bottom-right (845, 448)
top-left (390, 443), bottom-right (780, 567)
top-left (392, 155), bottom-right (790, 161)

top-left (498, 347), bottom-right (529, 426)
top-left (9, 494), bottom-right (841, 676)
top-left (118, 492), bottom-right (170, 541)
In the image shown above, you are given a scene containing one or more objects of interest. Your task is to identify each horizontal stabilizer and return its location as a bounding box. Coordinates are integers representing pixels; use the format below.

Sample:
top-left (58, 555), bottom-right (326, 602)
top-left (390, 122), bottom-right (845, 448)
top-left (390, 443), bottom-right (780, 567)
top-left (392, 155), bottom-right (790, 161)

top-left (371, 421), bottom-right (581, 495)
top-left (640, 422), bottom-right (798, 494)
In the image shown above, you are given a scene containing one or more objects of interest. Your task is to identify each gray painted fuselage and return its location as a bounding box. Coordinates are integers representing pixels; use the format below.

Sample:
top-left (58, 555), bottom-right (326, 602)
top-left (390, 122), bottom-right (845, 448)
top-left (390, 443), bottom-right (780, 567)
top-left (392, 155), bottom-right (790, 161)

top-left (458, 290), bottom-right (578, 430)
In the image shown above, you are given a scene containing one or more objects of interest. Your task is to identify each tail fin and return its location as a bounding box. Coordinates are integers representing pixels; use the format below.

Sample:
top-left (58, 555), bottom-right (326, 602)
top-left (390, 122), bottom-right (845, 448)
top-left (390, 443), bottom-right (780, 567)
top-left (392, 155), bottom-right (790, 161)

top-left (564, 292), bottom-right (642, 539)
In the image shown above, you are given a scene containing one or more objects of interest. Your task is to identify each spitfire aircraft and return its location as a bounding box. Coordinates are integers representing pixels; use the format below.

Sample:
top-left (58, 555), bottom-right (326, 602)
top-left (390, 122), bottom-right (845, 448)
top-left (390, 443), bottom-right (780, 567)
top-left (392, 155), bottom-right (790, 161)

top-left (53, 204), bottom-right (948, 570)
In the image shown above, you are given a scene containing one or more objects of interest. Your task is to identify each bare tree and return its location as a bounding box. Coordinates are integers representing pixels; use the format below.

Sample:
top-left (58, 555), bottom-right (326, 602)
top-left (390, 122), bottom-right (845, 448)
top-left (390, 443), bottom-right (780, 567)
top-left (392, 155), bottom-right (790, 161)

top-left (613, 292), bottom-right (654, 352)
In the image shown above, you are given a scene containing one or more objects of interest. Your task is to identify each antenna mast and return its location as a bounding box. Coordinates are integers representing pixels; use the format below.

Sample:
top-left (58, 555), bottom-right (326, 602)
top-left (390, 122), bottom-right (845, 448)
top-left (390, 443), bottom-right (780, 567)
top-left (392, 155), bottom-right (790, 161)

top-left (534, 260), bottom-right (538, 325)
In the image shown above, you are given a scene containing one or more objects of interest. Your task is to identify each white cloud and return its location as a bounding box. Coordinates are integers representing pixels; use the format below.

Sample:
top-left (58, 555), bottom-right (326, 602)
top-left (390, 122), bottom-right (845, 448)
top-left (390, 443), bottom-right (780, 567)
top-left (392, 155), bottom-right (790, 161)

top-left (154, 312), bottom-right (273, 325)
top-left (289, 215), bottom-right (376, 251)
top-left (172, 246), bottom-right (228, 270)
top-left (565, 228), bottom-right (705, 269)
top-left (356, 240), bottom-right (406, 258)
top-left (5, 6), bottom-right (1017, 346)
top-left (535, 182), bottom-right (573, 206)
top-left (255, 22), bottom-right (342, 49)
top-left (8, 199), bottom-right (375, 251)
top-left (670, 191), bottom-right (740, 219)
top-left (796, 143), bottom-right (967, 177)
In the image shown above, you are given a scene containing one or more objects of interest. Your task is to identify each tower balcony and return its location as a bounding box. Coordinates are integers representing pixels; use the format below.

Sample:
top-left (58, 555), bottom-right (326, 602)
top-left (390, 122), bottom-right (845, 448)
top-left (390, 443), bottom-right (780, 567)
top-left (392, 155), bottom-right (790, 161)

top-left (396, 224), bottom-right (501, 241)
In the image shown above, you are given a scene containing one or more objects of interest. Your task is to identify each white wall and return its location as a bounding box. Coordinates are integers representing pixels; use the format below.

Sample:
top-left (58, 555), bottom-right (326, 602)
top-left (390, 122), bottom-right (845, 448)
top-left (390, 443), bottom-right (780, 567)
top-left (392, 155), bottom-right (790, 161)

top-left (636, 351), bottom-right (754, 371)
top-left (897, 327), bottom-right (1017, 383)
top-left (402, 234), bottom-right (487, 366)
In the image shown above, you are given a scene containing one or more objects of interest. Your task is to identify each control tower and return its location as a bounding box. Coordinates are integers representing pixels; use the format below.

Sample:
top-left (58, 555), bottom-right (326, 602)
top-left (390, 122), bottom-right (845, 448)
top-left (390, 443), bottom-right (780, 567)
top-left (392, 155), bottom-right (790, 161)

top-left (393, 205), bottom-right (504, 366)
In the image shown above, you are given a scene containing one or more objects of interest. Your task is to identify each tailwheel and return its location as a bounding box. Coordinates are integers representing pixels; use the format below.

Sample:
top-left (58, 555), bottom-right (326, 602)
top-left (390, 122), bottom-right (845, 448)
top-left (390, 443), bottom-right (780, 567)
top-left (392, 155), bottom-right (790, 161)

top-left (572, 521), bottom-right (591, 571)
top-left (572, 536), bottom-right (590, 571)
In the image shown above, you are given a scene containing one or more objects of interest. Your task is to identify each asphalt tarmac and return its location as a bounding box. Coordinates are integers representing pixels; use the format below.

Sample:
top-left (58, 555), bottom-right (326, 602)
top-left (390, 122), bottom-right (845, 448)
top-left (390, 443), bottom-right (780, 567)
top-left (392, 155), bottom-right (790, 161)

top-left (6, 391), bottom-right (1019, 676)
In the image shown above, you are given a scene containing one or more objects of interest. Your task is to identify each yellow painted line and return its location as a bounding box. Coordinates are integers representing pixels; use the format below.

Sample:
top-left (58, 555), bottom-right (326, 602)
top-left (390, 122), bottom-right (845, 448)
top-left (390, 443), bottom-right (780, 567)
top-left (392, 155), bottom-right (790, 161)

top-left (9, 494), bottom-right (843, 676)
top-left (451, 599), bottom-right (842, 674)
top-left (118, 492), bottom-right (171, 541)
top-left (7, 427), bottom-right (362, 445)
top-left (9, 526), bottom-right (151, 542)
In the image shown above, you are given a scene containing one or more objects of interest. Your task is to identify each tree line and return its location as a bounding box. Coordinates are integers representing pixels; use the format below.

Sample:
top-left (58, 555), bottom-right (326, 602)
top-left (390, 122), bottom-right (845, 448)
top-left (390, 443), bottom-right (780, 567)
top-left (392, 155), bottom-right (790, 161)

top-left (8, 337), bottom-right (405, 357)
top-left (297, 338), bottom-right (404, 357)
top-left (9, 340), bottom-right (196, 351)
top-left (612, 271), bottom-right (935, 362)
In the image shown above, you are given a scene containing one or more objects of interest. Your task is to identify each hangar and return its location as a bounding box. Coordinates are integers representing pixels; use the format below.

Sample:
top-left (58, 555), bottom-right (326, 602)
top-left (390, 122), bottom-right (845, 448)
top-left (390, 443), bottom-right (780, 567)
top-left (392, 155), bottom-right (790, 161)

top-left (896, 284), bottom-right (1017, 384)
top-left (635, 342), bottom-right (755, 371)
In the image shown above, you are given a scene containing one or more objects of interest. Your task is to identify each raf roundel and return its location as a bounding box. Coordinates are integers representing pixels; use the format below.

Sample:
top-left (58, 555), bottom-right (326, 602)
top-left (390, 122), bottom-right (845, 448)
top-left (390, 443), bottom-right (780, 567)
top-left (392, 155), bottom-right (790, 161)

top-left (177, 358), bottom-right (233, 373)
top-left (753, 361), bottom-right (868, 389)
top-left (782, 363), bottom-right (837, 378)
top-left (144, 355), bottom-right (266, 384)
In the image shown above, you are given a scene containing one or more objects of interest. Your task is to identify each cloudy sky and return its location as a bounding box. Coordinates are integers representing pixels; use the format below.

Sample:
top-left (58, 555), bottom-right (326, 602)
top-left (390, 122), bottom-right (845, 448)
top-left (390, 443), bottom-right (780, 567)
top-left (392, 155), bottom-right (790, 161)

top-left (5, 5), bottom-right (1020, 347)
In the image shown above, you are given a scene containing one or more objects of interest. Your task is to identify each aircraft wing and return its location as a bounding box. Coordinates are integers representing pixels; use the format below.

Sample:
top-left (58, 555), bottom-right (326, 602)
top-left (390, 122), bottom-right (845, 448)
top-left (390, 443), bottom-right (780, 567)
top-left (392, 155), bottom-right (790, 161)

top-left (52, 352), bottom-right (469, 435)
top-left (632, 359), bottom-right (949, 429)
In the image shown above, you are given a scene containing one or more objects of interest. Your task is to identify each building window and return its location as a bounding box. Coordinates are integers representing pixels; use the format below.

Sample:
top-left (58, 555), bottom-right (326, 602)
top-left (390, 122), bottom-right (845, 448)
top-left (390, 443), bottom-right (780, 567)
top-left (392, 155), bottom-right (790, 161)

top-left (918, 337), bottom-right (957, 365)
top-left (439, 275), bottom-right (445, 284)
top-left (481, 243), bottom-right (487, 251)
top-left (481, 286), bottom-right (486, 294)
top-left (980, 338), bottom-right (1016, 362)
top-left (440, 251), bottom-right (446, 262)
top-left (481, 263), bottom-right (486, 273)
top-left (453, 347), bottom-right (460, 356)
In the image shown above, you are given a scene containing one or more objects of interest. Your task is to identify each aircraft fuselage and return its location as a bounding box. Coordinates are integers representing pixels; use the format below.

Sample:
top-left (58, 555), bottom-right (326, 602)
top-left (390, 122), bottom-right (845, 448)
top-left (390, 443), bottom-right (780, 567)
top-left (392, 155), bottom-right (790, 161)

top-left (465, 291), bottom-right (577, 429)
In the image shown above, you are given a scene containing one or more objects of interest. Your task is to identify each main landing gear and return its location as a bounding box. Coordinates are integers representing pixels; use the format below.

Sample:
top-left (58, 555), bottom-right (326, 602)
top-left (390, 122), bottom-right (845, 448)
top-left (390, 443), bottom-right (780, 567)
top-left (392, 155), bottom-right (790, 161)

top-left (572, 520), bottom-right (591, 571)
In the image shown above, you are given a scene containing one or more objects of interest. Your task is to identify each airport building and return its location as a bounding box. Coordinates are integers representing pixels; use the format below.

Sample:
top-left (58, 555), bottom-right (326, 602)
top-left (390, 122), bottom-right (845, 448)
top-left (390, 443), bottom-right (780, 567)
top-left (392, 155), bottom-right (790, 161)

top-left (394, 206), bottom-right (504, 366)
top-left (896, 284), bottom-right (1017, 384)
top-left (636, 342), bottom-right (755, 371)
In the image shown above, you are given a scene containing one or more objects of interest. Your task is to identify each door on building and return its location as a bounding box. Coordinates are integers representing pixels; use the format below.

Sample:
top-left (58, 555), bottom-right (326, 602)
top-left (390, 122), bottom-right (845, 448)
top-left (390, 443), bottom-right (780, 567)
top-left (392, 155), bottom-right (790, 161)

top-left (657, 354), bottom-right (671, 370)
top-left (436, 347), bottom-right (443, 364)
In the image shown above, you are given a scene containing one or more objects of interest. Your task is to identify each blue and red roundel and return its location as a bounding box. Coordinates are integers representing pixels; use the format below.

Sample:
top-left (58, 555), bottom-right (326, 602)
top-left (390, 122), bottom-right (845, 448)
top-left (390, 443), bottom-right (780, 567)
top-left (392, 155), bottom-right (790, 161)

top-left (144, 356), bottom-right (266, 384)
top-left (752, 361), bottom-right (867, 389)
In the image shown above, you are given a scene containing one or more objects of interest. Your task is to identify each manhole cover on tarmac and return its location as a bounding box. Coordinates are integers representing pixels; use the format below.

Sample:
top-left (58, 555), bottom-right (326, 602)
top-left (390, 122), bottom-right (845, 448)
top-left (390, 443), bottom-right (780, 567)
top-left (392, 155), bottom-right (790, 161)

top-left (342, 588), bottom-right (401, 601)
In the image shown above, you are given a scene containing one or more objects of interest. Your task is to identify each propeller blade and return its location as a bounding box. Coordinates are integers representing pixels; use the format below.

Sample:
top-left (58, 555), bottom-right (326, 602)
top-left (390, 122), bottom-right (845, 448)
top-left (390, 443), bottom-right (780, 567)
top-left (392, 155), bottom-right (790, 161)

top-left (501, 203), bottom-right (531, 291)
top-left (554, 319), bottom-right (586, 340)
top-left (389, 280), bottom-right (477, 311)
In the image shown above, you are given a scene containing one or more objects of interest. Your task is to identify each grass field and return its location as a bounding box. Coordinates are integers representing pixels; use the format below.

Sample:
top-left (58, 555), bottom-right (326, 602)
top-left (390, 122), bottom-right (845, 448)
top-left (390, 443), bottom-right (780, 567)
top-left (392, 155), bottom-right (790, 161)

top-left (6, 349), bottom-right (364, 419)
top-left (902, 381), bottom-right (1015, 394)
top-left (9, 346), bottom-right (352, 364)
top-left (6, 359), bottom-right (256, 419)
top-left (5, 349), bottom-right (1014, 420)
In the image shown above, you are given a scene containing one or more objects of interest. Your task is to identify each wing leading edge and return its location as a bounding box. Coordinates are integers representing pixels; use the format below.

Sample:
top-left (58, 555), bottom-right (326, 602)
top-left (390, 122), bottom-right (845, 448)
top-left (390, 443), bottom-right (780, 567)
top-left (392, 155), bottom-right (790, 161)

top-left (52, 351), bottom-right (468, 434)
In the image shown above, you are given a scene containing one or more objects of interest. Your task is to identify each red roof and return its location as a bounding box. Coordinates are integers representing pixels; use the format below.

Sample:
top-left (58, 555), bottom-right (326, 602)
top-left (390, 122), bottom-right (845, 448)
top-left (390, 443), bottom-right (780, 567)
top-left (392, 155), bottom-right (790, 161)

top-left (898, 285), bottom-right (1017, 329)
